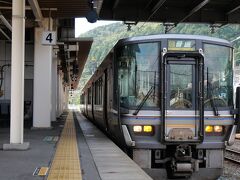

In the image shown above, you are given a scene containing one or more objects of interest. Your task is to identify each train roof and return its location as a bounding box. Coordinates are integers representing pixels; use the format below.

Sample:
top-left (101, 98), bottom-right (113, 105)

top-left (116, 34), bottom-right (232, 47)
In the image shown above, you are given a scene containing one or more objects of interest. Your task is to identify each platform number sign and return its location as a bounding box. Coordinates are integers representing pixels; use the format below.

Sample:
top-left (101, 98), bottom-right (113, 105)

top-left (42, 31), bottom-right (56, 45)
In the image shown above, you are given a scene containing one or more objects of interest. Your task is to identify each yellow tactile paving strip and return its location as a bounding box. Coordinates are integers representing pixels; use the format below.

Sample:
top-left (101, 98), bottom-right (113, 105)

top-left (47, 112), bottom-right (82, 180)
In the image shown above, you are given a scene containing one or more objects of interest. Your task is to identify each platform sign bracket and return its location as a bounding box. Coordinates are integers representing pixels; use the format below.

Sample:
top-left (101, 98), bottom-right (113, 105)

top-left (42, 31), bottom-right (56, 45)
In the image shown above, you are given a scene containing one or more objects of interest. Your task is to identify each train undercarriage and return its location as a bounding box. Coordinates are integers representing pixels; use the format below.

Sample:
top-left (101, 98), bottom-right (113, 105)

top-left (132, 145), bottom-right (224, 179)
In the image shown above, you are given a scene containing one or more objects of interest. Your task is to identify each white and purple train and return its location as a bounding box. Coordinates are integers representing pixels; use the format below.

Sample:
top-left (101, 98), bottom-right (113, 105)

top-left (80, 34), bottom-right (238, 179)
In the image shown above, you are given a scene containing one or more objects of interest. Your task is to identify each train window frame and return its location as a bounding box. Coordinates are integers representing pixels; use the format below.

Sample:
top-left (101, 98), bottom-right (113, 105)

top-left (94, 80), bottom-right (98, 105)
top-left (94, 77), bottom-right (103, 105)
top-left (80, 93), bottom-right (85, 104)
top-left (88, 87), bottom-right (92, 105)
top-left (114, 41), bottom-right (161, 110)
top-left (166, 59), bottom-right (197, 110)
top-left (203, 43), bottom-right (233, 110)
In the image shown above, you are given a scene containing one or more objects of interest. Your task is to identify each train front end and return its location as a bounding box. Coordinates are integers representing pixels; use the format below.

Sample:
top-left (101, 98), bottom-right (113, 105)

top-left (114, 35), bottom-right (236, 179)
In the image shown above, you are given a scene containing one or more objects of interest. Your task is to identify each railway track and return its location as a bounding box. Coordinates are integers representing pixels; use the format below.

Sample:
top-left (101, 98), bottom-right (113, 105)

top-left (225, 148), bottom-right (240, 165)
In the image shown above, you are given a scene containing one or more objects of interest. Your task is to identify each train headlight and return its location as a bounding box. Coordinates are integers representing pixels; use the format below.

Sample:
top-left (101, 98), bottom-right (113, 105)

top-left (205, 125), bottom-right (213, 133)
top-left (143, 125), bottom-right (153, 133)
top-left (133, 126), bottom-right (142, 132)
top-left (214, 125), bottom-right (223, 133)
top-left (133, 125), bottom-right (154, 135)
top-left (205, 125), bottom-right (224, 135)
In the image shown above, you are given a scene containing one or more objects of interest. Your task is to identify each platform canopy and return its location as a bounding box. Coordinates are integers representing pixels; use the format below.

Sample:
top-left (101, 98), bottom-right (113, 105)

top-left (0, 0), bottom-right (238, 35)
top-left (99, 0), bottom-right (240, 24)
top-left (0, 0), bottom-right (103, 19)
top-left (0, 0), bottom-right (239, 24)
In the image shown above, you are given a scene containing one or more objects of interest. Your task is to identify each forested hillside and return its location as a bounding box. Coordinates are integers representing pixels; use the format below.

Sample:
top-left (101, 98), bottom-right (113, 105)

top-left (78, 22), bottom-right (240, 91)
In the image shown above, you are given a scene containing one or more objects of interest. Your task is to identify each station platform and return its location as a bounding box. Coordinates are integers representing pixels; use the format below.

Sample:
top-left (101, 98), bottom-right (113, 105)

top-left (0, 111), bottom-right (152, 180)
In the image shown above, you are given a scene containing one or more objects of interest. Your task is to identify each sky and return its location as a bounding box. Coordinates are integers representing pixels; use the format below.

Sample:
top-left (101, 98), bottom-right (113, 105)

top-left (75, 18), bottom-right (118, 37)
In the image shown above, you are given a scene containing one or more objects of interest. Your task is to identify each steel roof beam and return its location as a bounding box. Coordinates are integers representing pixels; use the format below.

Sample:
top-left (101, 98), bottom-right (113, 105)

top-left (27, 0), bottom-right (43, 27)
top-left (227, 5), bottom-right (240, 15)
top-left (144, 0), bottom-right (167, 23)
top-left (0, 28), bottom-right (10, 40)
top-left (152, 0), bottom-right (167, 13)
top-left (167, 0), bottom-right (210, 32)
top-left (178, 0), bottom-right (210, 24)
top-left (113, 0), bottom-right (120, 9)
top-left (0, 13), bottom-right (12, 31)
top-left (0, 6), bottom-right (57, 11)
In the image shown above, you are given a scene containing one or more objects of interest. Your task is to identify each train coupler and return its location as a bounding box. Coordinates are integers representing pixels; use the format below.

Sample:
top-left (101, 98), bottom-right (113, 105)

top-left (170, 145), bottom-right (195, 177)
top-left (171, 160), bottom-right (193, 177)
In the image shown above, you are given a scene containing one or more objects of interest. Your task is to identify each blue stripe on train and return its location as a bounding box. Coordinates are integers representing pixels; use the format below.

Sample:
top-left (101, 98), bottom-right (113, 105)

top-left (122, 117), bottom-right (233, 121)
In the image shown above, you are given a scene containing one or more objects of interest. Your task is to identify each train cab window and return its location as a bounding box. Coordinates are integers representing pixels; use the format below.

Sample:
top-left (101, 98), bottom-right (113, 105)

top-left (116, 42), bottom-right (160, 109)
top-left (88, 88), bottom-right (92, 104)
top-left (203, 44), bottom-right (233, 108)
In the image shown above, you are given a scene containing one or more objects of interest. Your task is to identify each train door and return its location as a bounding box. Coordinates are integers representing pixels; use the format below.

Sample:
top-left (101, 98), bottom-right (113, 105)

top-left (103, 69), bottom-right (109, 131)
top-left (161, 52), bottom-right (204, 143)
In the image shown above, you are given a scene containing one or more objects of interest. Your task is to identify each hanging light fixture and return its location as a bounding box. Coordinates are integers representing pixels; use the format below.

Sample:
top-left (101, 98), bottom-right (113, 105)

top-left (86, 0), bottom-right (98, 23)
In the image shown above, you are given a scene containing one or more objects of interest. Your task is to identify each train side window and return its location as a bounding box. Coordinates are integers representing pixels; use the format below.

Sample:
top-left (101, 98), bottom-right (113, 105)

top-left (94, 77), bottom-right (103, 105)
top-left (100, 77), bottom-right (103, 105)
top-left (80, 94), bottom-right (85, 104)
top-left (94, 81), bottom-right (98, 105)
top-left (88, 88), bottom-right (92, 104)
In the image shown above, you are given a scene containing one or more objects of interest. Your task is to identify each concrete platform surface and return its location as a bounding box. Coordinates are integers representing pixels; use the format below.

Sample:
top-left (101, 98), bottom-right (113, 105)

top-left (0, 118), bottom-right (65, 180)
top-left (0, 111), bottom-right (152, 180)
top-left (75, 111), bottom-right (152, 180)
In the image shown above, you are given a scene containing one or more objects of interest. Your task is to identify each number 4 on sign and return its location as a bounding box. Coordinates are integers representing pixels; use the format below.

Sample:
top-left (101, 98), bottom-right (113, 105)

top-left (46, 33), bottom-right (53, 43)
top-left (42, 31), bottom-right (56, 45)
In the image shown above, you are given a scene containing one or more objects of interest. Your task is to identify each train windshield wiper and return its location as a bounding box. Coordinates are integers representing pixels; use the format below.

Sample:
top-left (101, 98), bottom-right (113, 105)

top-left (208, 85), bottom-right (220, 116)
top-left (133, 86), bottom-right (154, 116)
top-left (132, 70), bottom-right (157, 116)
top-left (207, 69), bottom-right (219, 116)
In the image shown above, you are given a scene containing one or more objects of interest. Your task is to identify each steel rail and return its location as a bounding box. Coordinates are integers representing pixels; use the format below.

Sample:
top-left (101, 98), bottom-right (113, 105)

top-left (226, 148), bottom-right (240, 155)
top-left (225, 149), bottom-right (240, 165)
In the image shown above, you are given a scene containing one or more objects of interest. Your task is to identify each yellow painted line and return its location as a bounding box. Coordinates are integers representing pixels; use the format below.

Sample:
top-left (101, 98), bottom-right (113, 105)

top-left (47, 112), bottom-right (82, 180)
top-left (38, 167), bottom-right (49, 176)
